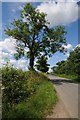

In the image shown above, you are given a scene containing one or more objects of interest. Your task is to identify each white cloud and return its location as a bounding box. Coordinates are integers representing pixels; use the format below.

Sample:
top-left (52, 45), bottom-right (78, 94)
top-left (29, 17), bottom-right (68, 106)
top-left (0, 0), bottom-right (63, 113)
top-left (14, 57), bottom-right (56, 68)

top-left (72, 43), bottom-right (80, 51)
top-left (64, 43), bottom-right (80, 57)
top-left (0, 37), bottom-right (17, 67)
top-left (0, 38), bottom-right (16, 68)
top-left (75, 44), bottom-right (80, 48)
top-left (10, 59), bottom-right (29, 71)
top-left (65, 52), bottom-right (70, 57)
top-left (37, 1), bottom-right (79, 27)
top-left (0, 51), bottom-right (10, 60)
top-left (62, 44), bottom-right (73, 50)
top-left (0, 37), bottom-right (17, 54)
top-left (0, 37), bottom-right (29, 70)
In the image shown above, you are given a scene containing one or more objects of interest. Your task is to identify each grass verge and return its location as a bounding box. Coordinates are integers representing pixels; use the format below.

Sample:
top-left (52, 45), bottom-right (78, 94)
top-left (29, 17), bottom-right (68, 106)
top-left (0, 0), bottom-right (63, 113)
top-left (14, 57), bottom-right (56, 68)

top-left (7, 81), bottom-right (57, 118)
top-left (2, 68), bottom-right (57, 119)
top-left (51, 73), bottom-right (79, 82)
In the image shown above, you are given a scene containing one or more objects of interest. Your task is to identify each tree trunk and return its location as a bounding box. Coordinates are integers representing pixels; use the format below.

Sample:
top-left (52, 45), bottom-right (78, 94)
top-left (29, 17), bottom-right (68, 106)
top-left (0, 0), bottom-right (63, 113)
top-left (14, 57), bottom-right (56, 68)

top-left (29, 53), bottom-right (34, 70)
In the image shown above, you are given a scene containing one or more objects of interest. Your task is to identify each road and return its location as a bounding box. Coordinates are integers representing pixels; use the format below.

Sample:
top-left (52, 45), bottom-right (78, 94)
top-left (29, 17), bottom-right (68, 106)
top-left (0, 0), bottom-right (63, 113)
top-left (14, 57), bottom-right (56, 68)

top-left (48, 74), bottom-right (79, 118)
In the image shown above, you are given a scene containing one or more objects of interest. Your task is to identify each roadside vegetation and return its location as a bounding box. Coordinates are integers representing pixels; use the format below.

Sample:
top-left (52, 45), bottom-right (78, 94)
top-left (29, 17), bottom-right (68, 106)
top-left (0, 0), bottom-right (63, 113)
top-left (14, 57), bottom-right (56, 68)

top-left (2, 65), bottom-right (57, 119)
top-left (52, 73), bottom-right (78, 81)
top-left (51, 46), bottom-right (80, 82)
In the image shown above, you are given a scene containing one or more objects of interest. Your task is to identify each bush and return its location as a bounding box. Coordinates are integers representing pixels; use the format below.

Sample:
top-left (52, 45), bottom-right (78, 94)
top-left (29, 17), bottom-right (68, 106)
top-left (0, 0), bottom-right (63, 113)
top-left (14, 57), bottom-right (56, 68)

top-left (2, 66), bottom-right (27, 113)
top-left (2, 66), bottom-right (57, 118)
top-left (2, 67), bottom-right (42, 111)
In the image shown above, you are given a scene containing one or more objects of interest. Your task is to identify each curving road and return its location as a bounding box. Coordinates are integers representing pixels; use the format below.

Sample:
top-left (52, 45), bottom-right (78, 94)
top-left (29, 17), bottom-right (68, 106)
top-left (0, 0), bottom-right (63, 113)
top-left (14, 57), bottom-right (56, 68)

top-left (48, 74), bottom-right (79, 118)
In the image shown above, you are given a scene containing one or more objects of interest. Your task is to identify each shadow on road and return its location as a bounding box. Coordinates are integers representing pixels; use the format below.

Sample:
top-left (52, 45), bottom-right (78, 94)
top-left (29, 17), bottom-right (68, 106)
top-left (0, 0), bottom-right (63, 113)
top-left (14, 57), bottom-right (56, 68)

top-left (50, 79), bottom-right (79, 85)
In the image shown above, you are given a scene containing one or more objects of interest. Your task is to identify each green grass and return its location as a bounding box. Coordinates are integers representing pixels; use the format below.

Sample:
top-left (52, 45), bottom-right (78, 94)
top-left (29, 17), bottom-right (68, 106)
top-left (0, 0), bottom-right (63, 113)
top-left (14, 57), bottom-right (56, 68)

top-left (3, 68), bottom-right (57, 119)
top-left (7, 81), bottom-right (57, 119)
top-left (51, 73), bottom-right (79, 82)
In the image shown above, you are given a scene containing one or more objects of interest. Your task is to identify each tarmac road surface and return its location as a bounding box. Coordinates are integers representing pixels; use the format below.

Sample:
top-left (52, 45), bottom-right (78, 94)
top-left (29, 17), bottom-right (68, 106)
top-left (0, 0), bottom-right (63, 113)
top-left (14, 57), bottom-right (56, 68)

top-left (48, 74), bottom-right (79, 118)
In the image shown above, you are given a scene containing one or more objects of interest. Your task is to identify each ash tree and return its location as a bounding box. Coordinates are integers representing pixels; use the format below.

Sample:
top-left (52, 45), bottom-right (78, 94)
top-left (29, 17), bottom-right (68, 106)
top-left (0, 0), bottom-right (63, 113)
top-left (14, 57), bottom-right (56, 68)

top-left (5, 3), bottom-right (67, 70)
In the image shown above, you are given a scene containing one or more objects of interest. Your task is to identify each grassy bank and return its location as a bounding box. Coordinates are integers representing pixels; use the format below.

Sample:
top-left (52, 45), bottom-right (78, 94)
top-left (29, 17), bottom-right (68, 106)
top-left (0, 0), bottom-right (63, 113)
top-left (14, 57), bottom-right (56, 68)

top-left (51, 72), bottom-right (79, 82)
top-left (2, 67), bottom-right (57, 119)
top-left (6, 81), bottom-right (57, 118)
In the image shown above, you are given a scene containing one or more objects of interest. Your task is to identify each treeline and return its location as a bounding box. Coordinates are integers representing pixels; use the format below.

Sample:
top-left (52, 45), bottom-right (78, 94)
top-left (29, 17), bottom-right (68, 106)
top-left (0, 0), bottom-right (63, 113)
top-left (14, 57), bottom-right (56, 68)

top-left (51, 45), bottom-right (80, 80)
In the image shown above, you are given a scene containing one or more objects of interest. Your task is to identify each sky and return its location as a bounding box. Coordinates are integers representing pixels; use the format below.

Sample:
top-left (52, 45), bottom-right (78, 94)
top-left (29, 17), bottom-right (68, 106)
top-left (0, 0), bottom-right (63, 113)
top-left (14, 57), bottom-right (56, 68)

top-left (0, 0), bottom-right (80, 71)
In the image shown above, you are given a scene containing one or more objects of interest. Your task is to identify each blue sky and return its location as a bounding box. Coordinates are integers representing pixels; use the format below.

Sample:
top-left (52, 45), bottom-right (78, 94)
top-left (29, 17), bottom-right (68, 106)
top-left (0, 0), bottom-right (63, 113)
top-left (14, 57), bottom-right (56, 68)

top-left (1, 1), bottom-right (80, 71)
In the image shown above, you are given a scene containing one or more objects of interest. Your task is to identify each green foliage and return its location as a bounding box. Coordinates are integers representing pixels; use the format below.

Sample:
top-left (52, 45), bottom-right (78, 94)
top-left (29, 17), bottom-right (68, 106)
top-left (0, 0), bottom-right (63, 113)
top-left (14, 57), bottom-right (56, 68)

top-left (4, 3), bottom-right (67, 70)
top-left (35, 56), bottom-right (50, 72)
top-left (2, 66), bottom-right (27, 114)
top-left (2, 66), bottom-right (57, 118)
top-left (52, 73), bottom-right (78, 82)
top-left (67, 46), bottom-right (80, 76)
top-left (2, 67), bottom-right (25, 103)
top-left (51, 46), bottom-right (80, 81)
top-left (3, 81), bottom-right (57, 119)
top-left (2, 67), bottom-right (42, 113)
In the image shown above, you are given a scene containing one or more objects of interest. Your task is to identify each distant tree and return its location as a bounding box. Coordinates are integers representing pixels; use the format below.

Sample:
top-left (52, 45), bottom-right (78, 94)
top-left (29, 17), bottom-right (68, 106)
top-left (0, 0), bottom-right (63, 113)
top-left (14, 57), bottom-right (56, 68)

top-left (68, 46), bottom-right (80, 76)
top-left (35, 56), bottom-right (50, 72)
top-left (5, 3), bottom-right (67, 70)
top-left (51, 66), bottom-right (58, 73)
top-left (51, 45), bottom-right (80, 79)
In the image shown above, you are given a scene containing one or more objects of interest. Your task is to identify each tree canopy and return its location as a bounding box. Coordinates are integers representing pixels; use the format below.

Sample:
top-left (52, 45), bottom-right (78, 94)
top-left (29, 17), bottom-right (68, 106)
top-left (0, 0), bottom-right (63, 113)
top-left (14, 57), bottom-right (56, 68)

top-left (5, 3), bottom-right (67, 70)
